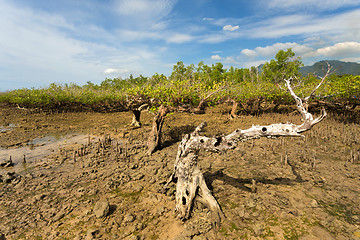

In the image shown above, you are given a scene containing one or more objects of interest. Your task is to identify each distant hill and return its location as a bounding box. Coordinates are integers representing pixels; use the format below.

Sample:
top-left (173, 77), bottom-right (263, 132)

top-left (257, 60), bottom-right (360, 77)
top-left (299, 60), bottom-right (360, 77)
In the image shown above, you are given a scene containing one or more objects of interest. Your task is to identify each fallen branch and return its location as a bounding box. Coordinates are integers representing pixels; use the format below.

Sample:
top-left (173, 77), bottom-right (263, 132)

top-left (166, 77), bottom-right (328, 221)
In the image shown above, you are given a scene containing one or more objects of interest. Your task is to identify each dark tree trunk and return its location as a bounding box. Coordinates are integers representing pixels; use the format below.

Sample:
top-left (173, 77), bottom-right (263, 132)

top-left (146, 105), bottom-right (168, 155)
top-left (130, 109), bottom-right (141, 128)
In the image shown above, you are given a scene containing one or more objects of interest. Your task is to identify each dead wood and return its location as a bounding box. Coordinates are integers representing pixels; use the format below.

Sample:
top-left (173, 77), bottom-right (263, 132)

top-left (229, 100), bottom-right (238, 119)
top-left (193, 87), bottom-right (226, 114)
top-left (130, 104), bottom-right (148, 128)
top-left (130, 110), bottom-right (141, 128)
top-left (146, 105), bottom-right (169, 155)
top-left (166, 77), bottom-right (328, 222)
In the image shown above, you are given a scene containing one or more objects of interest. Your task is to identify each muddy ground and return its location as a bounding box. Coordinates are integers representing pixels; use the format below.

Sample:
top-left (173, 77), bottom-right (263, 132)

top-left (0, 104), bottom-right (360, 240)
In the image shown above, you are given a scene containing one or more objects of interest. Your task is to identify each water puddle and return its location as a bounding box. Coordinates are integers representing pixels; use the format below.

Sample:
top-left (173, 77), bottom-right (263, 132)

top-left (0, 134), bottom-right (96, 175)
top-left (0, 123), bottom-right (16, 133)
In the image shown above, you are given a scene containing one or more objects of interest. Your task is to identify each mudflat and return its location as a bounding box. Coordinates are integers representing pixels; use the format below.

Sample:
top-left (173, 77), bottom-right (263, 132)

top-left (0, 105), bottom-right (359, 239)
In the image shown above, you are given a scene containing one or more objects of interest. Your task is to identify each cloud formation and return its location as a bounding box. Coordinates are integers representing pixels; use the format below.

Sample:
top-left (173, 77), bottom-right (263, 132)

top-left (238, 41), bottom-right (360, 67)
top-left (211, 55), bottom-right (222, 60)
top-left (1, 0), bottom-right (359, 90)
top-left (114, 0), bottom-right (177, 27)
top-left (264, 0), bottom-right (360, 11)
top-left (316, 42), bottom-right (360, 57)
top-left (0, 0), bottom-right (172, 89)
top-left (104, 68), bottom-right (130, 74)
top-left (166, 33), bottom-right (194, 43)
top-left (241, 42), bottom-right (313, 57)
top-left (223, 25), bottom-right (239, 31)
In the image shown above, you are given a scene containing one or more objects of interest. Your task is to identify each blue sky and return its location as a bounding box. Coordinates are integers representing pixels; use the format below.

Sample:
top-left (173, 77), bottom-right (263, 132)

top-left (1, 0), bottom-right (360, 90)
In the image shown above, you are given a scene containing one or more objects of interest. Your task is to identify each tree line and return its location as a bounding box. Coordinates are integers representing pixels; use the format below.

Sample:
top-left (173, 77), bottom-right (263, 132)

top-left (1, 49), bottom-right (359, 113)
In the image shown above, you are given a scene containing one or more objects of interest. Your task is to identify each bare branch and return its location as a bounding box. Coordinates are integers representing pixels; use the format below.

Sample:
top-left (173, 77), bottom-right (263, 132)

top-left (306, 62), bottom-right (333, 102)
top-left (16, 104), bottom-right (27, 110)
top-left (167, 73), bottom-right (329, 221)
top-left (193, 86), bottom-right (227, 113)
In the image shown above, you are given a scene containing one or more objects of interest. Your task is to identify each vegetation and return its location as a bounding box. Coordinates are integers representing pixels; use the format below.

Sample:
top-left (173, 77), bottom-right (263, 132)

top-left (0, 49), bottom-right (359, 113)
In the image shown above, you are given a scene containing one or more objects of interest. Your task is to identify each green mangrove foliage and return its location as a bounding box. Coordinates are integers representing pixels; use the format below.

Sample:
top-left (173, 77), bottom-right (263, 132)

top-left (0, 49), bottom-right (359, 112)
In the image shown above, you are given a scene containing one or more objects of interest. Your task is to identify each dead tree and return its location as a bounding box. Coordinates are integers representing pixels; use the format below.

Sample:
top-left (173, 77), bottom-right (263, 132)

top-left (165, 78), bottom-right (327, 221)
top-left (193, 86), bottom-right (226, 114)
top-left (146, 105), bottom-right (169, 155)
top-left (130, 104), bottom-right (148, 128)
top-left (229, 99), bottom-right (239, 119)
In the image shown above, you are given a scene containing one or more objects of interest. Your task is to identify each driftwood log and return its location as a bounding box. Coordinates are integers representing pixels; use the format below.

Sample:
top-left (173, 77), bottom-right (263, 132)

top-left (165, 78), bottom-right (327, 221)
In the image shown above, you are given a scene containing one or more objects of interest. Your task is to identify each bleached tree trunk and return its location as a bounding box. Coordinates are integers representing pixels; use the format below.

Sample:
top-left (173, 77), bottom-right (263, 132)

top-left (165, 78), bottom-right (327, 221)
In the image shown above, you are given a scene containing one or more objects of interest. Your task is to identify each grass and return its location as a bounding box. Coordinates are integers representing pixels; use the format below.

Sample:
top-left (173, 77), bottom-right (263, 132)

top-left (111, 188), bottom-right (142, 203)
top-left (319, 200), bottom-right (358, 224)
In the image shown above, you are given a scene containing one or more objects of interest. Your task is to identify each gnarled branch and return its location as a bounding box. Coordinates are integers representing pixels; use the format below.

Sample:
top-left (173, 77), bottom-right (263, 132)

top-left (166, 76), bottom-right (328, 221)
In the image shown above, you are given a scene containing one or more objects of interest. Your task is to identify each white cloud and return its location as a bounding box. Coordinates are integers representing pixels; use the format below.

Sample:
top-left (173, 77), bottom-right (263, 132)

top-left (115, 29), bottom-right (162, 42)
top-left (243, 60), bottom-right (267, 68)
top-left (115, 29), bottom-right (195, 44)
top-left (0, 2), bottom-right (96, 79)
top-left (104, 68), bottom-right (130, 74)
top-left (241, 49), bottom-right (257, 57)
top-left (316, 42), bottom-right (360, 57)
top-left (223, 25), bottom-right (239, 31)
top-left (114, 0), bottom-right (177, 26)
top-left (116, 0), bottom-right (174, 16)
top-left (199, 8), bottom-right (360, 45)
top-left (0, 0), bottom-right (171, 89)
top-left (263, 0), bottom-right (360, 11)
top-left (252, 9), bottom-right (360, 39)
top-left (239, 41), bottom-right (360, 68)
top-left (223, 56), bottom-right (240, 65)
top-left (341, 57), bottom-right (360, 63)
top-left (203, 17), bottom-right (214, 21)
top-left (166, 33), bottom-right (194, 43)
top-left (211, 55), bottom-right (222, 60)
top-left (201, 34), bottom-right (229, 43)
top-left (241, 42), bottom-right (313, 57)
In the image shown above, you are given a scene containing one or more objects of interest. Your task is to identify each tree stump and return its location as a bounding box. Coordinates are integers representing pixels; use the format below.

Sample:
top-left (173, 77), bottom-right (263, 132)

top-left (130, 109), bottom-right (141, 128)
top-left (146, 105), bottom-right (168, 155)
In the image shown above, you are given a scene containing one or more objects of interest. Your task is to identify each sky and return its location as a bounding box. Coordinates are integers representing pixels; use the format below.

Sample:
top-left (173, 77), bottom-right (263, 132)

top-left (1, 0), bottom-right (360, 90)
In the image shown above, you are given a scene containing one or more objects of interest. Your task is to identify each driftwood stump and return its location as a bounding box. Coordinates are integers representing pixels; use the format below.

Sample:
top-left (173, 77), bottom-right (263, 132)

top-left (229, 100), bottom-right (239, 119)
top-left (166, 78), bottom-right (328, 221)
top-left (130, 109), bottom-right (141, 128)
top-left (130, 104), bottom-right (148, 128)
top-left (146, 105), bottom-right (168, 155)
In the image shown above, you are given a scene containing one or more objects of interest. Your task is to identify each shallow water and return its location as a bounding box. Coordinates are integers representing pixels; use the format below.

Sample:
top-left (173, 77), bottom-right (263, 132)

top-left (0, 123), bottom-right (16, 133)
top-left (0, 134), bottom-right (94, 174)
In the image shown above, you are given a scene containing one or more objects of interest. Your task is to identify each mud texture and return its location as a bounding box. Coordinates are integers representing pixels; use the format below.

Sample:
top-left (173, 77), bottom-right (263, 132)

top-left (1, 105), bottom-right (360, 240)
